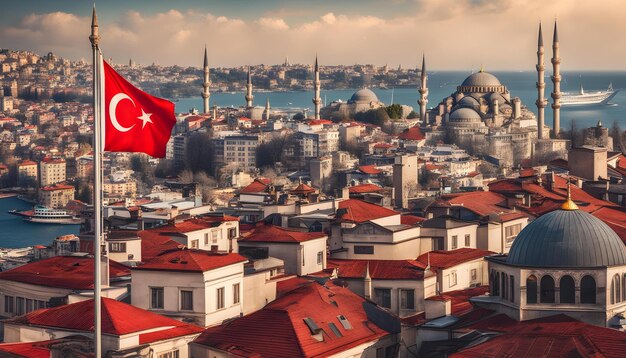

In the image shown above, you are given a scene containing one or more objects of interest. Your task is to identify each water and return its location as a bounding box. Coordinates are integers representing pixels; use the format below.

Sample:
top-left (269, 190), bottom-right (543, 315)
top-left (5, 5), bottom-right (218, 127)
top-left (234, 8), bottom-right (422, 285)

top-left (0, 197), bottom-right (80, 248)
top-left (175, 71), bottom-right (626, 130)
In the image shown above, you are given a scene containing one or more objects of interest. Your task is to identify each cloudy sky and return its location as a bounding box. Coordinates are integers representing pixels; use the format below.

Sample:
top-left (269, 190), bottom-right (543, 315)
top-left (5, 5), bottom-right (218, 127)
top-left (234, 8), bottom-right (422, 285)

top-left (1, 0), bottom-right (624, 70)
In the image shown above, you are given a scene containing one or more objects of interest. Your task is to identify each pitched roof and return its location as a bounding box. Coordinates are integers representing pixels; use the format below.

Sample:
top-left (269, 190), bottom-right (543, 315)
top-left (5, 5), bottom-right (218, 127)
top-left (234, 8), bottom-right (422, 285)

top-left (290, 182), bottom-right (316, 195)
top-left (401, 215), bottom-right (426, 226)
top-left (327, 259), bottom-right (425, 280)
top-left (240, 178), bottom-right (271, 193)
top-left (240, 223), bottom-right (327, 243)
top-left (337, 199), bottom-right (399, 223)
top-left (435, 191), bottom-right (509, 217)
top-left (0, 256), bottom-right (130, 290)
top-left (358, 165), bottom-right (383, 174)
top-left (137, 229), bottom-right (184, 261)
top-left (0, 341), bottom-right (55, 358)
top-left (348, 183), bottom-right (383, 194)
top-left (425, 285), bottom-right (489, 316)
top-left (192, 281), bottom-right (389, 357)
top-left (8, 298), bottom-right (203, 337)
top-left (416, 249), bottom-right (494, 271)
top-left (398, 126), bottom-right (425, 141)
top-left (133, 249), bottom-right (247, 272)
top-left (453, 314), bottom-right (626, 358)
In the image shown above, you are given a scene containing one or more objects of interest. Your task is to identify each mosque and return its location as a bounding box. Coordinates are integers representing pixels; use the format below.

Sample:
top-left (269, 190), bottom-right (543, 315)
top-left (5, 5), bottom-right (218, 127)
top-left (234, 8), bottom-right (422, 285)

top-left (417, 21), bottom-right (568, 166)
top-left (320, 88), bottom-right (386, 120)
top-left (476, 184), bottom-right (626, 328)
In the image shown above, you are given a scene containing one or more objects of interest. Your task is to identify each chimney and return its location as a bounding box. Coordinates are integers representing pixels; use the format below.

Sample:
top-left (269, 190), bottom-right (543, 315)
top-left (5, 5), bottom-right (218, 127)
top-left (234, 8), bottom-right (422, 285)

top-left (513, 97), bottom-right (521, 118)
top-left (425, 297), bottom-right (451, 320)
top-left (363, 262), bottom-right (372, 299)
top-left (341, 186), bottom-right (350, 199)
top-left (136, 208), bottom-right (144, 231)
top-left (170, 205), bottom-right (179, 220)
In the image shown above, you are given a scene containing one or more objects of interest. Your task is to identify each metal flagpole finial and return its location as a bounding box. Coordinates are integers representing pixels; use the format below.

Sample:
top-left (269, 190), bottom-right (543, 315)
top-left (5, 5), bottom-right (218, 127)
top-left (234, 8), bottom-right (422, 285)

top-left (90, 4), bottom-right (100, 48)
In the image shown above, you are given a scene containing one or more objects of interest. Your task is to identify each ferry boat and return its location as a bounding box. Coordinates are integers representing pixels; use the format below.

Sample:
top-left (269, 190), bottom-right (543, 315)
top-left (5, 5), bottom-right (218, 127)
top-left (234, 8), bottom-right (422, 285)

top-left (560, 83), bottom-right (619, 106)
top-left (19, 205), bottom-right (82, 224)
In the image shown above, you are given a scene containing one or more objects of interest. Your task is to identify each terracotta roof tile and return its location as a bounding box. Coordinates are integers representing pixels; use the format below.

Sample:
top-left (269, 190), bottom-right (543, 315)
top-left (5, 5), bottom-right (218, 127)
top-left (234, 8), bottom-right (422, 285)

top-left (398, 126), bottom-right (425, 141)
top-left (349, 183), bottom-right (383, 194)
top-left (358, 165), bottom-right (382, 175)
top-left (240, 223), bottom-right (327, 243)
top-left (337, 199), bottom-right (398, 223)
top-left (416, 249), bottom-right (495, 271)
top-left (240, 178), bottom-right (271, 193)
top-left (327, 259), bottom-right (425, 280)
top-left (133, 249), bottom-right (247, 272)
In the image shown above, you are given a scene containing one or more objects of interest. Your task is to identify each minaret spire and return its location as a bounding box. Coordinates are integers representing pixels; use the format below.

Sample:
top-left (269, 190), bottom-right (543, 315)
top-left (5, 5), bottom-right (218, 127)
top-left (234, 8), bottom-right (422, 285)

top-left (201, 46), bottom-right (211, 114)
top-left (418, 54), bottom-right (429, 126)
top-left (551, 19), bottom-right (562, 137)
top-left (245, 66), bottom-right (254, 108)
top-left (536, 22), bottom-right (546, 140)
top-left (264, 97), bottom-right (271, 120)
top-left (89, 5), bottom-right (100, 49)
top-left (312, 55), bottom-right (321, 120)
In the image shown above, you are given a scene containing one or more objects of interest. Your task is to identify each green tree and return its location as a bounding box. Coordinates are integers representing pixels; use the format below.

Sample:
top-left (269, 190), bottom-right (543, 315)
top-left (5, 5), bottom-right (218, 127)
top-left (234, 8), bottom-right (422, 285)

top-left (407, 111), bottom-right (419, 119)
top-left (385, 104), bottom-right (403, 120)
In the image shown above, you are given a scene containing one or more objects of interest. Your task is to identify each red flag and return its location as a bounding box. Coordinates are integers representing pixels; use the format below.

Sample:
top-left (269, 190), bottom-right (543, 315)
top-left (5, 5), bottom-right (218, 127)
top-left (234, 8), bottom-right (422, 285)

top-left (103, 60), bottom-right (175, 158)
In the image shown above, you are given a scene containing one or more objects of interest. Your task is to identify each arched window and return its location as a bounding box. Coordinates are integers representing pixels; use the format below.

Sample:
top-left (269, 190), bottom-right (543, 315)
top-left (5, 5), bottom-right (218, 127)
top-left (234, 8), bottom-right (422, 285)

top-left (493, 271), bottom-right (500, 296)
top-left (526, 275), bottom-right (537, 304)
top-left (540, 275), bottom-right (555, 303)
top-left (611, 274), bottom-right (621, 304)
top-left (559, 275), bottom-right (575, 304)
top-left (580, 275), bottom-right (596, 304)
top-left (501, 273), bottom-right (507, 300)
top-left (510, 276), bottom-right (515, 302)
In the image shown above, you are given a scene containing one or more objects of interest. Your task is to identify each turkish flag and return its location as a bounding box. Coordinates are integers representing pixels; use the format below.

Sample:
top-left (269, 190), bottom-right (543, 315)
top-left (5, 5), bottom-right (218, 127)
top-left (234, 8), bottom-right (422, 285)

top-left (103, 60), bottom-right (175, 158)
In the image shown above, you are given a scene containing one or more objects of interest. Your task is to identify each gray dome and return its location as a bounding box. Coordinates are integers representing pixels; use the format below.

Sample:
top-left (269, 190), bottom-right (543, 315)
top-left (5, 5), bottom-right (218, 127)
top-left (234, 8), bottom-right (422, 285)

top-left (457, 96), bottom-right (479, 108)
top-left (507, 209), bottom-right (626, 268)
top-left (349, 88), bottom-right (379, 103)
top-left (461, 72), bottom-right (501, 87)
top-left (449, 108), bottom-right (482, 121)
top-left (489, 92), bottom-right (507, 104)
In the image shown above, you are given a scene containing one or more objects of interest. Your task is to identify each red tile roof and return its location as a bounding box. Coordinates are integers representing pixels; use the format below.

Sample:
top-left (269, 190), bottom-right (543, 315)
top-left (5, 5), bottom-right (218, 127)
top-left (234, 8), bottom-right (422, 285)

top-left (348, 183), bottom-right (383, 194)
top-left (358, 165), bottom-right (382, 175)
top-left (8, 298), bottom-right (203, 337)
top-left (133, 249), bottom-right (247, 272)
top-left (0, 339), bottom-right (69, 358)
top-left (40, 184), bottom-right (74, 191)
top-left (17, 160), bottom-right (37, 166)
top-left (401, 215), bottom-right (426, 226)
top-left (327, 259), bottom-right (425, 280)
top-left (137, 229), bottom-right (184, 261)
top-left (398, 126), bottom-right (425, 141)
top-left (373, 142), bottom-right (393, 149)
top-left (426, 286), bottom-right (489, 316)
top-left (41, 157), bottom-right (65, 164)
top-left (453, 314), bottom-right (626, 358)
top-left (416, 249), bottom-right (495, 271)
top-left (192, 281), bottom-right (389, 357)
top-left (240, 178), bottom-right (271, 193)
top-left (337, 199), bottom-right (398, 223)
top-left (240, 223), bottom-right (327, 243)
top-left (199, 215), bottom-right (239, 223)
top-left (276, 276), bottom-right (314, 298)
top-left (308, 119), bottom-right (334, 125)
top-left (0, 256), bottom-right (130, 290)
top-left (434, 191), bottom-right (509, 217)
top-left (290, 182), bottom-right (316, 195)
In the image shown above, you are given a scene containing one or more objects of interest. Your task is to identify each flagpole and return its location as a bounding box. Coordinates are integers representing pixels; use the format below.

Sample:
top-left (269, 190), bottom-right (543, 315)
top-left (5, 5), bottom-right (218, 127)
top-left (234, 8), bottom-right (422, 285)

top-left (89, 5), bottom-right (103, 358)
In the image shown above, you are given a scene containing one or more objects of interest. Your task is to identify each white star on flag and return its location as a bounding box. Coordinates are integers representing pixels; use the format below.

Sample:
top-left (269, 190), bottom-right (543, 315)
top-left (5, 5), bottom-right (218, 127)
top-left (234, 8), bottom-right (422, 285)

top-left (137, 109), bottom-right (153, 129)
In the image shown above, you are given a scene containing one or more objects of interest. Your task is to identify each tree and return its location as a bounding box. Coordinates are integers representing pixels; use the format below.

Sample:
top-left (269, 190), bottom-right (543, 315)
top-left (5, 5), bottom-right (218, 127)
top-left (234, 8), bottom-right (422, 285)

top-left (385, 104), bottom-right (403, 120)
top-left (354, 108), bottom-right (389, 128)
top-left (184, 131), bottom-right (214, 174)
top-left (610, 121), bottom-right (625, 152)
top-left (407, 111), bottom-right (419, 119)
top-left (292, 112), bottom-right (305, 121)
top-left (256, 134), bottom-right (295, 169)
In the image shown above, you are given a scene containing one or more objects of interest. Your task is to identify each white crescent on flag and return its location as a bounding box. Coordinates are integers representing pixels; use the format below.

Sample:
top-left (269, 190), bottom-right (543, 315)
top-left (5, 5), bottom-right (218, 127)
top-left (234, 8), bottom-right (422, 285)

top-left (109, 92), bottom-right (136, 132)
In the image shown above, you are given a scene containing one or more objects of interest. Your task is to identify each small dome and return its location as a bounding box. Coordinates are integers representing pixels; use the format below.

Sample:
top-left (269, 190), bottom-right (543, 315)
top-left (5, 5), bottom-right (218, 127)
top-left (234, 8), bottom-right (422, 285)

top-left (507, 209), bottom-right (626, 268)
top-left (461, 71), bottom-right (502, 87)
top-left (449, 108), bottom-right (482, 122)
top-left (349, 88), bottom-right (379, 104)
top-left (489, 92), bottom-right (507, 104)
top-left (457, 96), bottom-right (479, 108)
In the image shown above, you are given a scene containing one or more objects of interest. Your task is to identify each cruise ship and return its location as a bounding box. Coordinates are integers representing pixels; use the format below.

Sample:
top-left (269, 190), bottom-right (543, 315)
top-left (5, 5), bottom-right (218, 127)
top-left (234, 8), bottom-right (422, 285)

top-left (560, 84), bottom-right (619, 106)
top-left (9, 205), bottom-right (82, 224)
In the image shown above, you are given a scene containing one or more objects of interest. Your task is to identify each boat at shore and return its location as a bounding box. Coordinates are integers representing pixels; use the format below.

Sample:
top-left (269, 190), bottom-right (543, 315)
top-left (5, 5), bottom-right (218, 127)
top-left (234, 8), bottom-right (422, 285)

top-left (561, 84), bottom-right (619, 106)
top-left (8, 205), bottom-right (82, 225)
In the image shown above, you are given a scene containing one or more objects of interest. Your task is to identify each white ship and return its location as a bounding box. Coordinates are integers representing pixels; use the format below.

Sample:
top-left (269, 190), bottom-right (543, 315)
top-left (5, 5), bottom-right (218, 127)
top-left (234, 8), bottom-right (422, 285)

top-left (560, 83), bottom-right (619, 106)
top-left (22, 205), bottom-right (82, 224)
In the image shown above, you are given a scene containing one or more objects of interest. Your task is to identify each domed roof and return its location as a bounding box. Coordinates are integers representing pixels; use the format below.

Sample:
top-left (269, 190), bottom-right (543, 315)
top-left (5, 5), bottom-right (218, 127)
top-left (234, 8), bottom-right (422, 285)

top-left (457, 96), bottom-right (480, 108)
top-left (449, 107), bottom-right (482, 122)
top-left (506, 208), bottom-right (626, 268)
top-left (461, 71), bottom-right (502, 87)
top-left (349, 88), bottom-right (379, 103)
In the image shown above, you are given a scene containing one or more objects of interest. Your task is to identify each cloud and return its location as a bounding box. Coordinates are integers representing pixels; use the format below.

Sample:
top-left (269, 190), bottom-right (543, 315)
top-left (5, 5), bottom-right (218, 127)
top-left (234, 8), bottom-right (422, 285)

top-left (1, 1), bottom-right (625, 70)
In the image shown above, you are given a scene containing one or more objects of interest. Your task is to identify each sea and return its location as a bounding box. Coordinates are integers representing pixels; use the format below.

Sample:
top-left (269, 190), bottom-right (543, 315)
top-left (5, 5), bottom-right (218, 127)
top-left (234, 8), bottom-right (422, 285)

top-left (176, 71), bottom-right (626, 130)
top-left (2, 71), bottom-right (626, 249)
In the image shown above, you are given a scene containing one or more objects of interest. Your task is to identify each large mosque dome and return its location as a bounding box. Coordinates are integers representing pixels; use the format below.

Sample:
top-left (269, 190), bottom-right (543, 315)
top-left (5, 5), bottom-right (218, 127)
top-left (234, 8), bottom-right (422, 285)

top-left (461, 71), bottom-right (502, 87)
top-left (448, 107), bottom-right (483, 127)
top-left (349, 88), bottom-right (379, 104)
top-left (506, 204), bottom-right (626, 268)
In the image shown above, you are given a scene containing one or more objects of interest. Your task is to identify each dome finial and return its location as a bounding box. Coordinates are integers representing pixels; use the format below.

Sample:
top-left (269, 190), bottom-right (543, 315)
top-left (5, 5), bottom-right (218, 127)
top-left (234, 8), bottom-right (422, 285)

top-left (479, 63), bottom-right (484, 73)
top-left (561, 177), bottom-right (579, 210)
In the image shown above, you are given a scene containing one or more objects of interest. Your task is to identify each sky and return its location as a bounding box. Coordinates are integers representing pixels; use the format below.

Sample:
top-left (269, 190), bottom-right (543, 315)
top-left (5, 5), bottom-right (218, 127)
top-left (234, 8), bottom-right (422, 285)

top-left (1, 0), bottom-right (625, 70)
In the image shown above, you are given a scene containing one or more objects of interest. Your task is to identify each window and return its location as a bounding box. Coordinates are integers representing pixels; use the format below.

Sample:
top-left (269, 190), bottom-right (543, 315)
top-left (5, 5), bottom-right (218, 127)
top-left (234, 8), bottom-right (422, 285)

top-left (25, 299), bottom-right (33, 313)
top-left (212, 230), bottom-right (220, 244)
top-left (35, 300), bottom-right (46, 310)
top-left (354, 245), bottom-right (374, 255)
top-left (228, 228), bottom-right (237, 239)
top-left (400, 289), bottom-right (415, 310)
top-left (190, 239), bottom-right (199, 249)
top-left (465, 234), bottom-right (470, 247)
top-left (611, 274), bottom-right (621, 304)
top-left (150, 287), bottom-right (164, 309)
top-left (217, 287), bottom-right (225, 309)
top-left (432, 238), bottom-right (444, 250)
top-left (451, 271), bottom-right (458, 287)
top-left (317, 251), bottom-right (323, 265)
top-left (4, 295), bottom-right (14, 314)
top-left (581, 275), bottom-right (596, 304)
top-left (233, 283), bottom-right (240, 304)
top-left (471, 269), bottom-right (477, 281)
top-left (375, 288), bottom-right (391, 309)
top-left (505, 223), bottom-right (522, 245)
top-left (451, 235), bottom-right (458, 249)
top-left (510, 276), bottom-right (515, 302)
top-left (526, 275), bottom-right (538, 304)
top-left (540, 275), bottom-right (555, 303)
top-left (109, 242), bottom-right (126, 253)
top-left (204, 233), bottom-right (209, 245)
top-left (16, 297), bottom-right (24, 315)
top-left (158, 350), bottom-right (179, 358)
top-left (501, 273), bottom-right (507, 300)
top-left (180, 290), bottom-right (193, 311)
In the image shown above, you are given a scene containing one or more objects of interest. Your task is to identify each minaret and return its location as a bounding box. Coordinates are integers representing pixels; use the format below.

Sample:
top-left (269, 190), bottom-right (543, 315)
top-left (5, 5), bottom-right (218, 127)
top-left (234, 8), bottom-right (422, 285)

top-left (245, 66), bottom-right (254, 108)
top-left (551, 20), bottom-right (561, 137)
top-left (264, 97), bottom-right (271, 120)
top-left (536, 23), bottom-right (546, 140)
top-left (202, 46), bottom-right (211, 114)
top-left (418, 54), bottom-right (429, 125)
top-left (363, 262), bottom-right (372, 299)
top-left (312, 56), bottom-right (321, 120)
